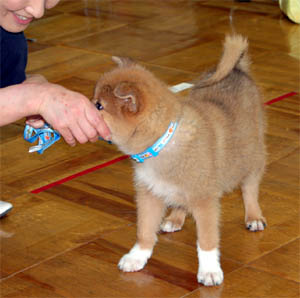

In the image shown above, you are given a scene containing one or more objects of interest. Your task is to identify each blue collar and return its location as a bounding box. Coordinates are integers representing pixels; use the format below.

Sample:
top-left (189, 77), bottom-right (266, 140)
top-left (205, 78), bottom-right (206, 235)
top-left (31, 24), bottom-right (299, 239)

top-left (131, 122), bottom-right (178, 163)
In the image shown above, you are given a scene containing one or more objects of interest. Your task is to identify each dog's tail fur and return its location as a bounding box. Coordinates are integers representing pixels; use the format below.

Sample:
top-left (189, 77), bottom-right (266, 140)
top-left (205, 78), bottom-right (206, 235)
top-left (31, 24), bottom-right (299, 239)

top-left (197, 35), bottom-right (250, 87)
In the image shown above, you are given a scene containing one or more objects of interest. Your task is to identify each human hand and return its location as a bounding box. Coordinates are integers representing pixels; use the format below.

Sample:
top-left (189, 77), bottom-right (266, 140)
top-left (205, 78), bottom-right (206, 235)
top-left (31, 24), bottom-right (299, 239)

top-left (26, 115), bottom-right (45, 128)
top-left (34, 83), bottom-right (111, 146)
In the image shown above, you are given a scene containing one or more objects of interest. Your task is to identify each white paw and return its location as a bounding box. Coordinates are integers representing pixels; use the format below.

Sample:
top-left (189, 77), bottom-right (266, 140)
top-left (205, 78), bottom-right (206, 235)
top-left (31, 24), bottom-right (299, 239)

top-left (118, 254), bottom-right (147, 272)
top-left (197, 269), bottom-right (224, 286)
top-left (118, 244), bottom-right (152, 272)
top-left (246, 220), bottom-right (266, 231)
top-left (160, 220), bottom-right (182, 233)
top-left (197, 244), bottom-right (224, 286)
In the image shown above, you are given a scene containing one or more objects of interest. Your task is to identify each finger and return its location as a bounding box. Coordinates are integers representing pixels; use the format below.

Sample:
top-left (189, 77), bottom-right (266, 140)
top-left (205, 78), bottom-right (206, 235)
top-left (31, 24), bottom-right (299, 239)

top-left (57, 127), bottom-right (76, 147)
top-left (90, 136), bottom-right (99, 143)
top-left (96, 114), bottom-right (111, 141)
top-left (26, 119), bottom-right (45, 129)
top-left (68, 122), bottom-right (89, 144)
top-left (77, 117), bottom-right (98, 143)
top-left (85, 104), bottom-right (111, 140)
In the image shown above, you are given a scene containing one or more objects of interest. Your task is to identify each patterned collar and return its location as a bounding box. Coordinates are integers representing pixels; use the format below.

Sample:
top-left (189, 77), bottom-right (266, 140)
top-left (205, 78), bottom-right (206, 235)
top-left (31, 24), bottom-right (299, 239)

top-left (131, 122), bottom-right (178, 163)
top-left (24, 124), bottom-right (60, 154)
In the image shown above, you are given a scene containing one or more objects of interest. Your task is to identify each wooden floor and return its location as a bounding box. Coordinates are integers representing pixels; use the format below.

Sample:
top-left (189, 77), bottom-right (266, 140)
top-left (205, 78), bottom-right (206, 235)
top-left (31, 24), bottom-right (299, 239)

top-left (1, 0), bottom-right (299, 297)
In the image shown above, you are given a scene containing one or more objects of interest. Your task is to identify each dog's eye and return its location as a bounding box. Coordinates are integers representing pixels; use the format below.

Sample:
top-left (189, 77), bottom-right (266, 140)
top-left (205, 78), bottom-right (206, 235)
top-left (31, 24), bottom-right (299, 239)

top-left (95, 102), bottom-right (103, 110)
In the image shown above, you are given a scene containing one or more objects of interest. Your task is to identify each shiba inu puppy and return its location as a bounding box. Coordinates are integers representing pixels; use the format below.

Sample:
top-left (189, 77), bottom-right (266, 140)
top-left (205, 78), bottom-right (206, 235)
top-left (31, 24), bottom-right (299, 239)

top-left (93, 35), bottom-right (266, 286)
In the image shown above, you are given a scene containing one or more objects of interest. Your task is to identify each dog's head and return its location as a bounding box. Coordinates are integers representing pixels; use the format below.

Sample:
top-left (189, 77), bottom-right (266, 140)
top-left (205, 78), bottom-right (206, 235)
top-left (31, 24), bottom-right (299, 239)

top-left (93, 57), bottom-right (172, 154)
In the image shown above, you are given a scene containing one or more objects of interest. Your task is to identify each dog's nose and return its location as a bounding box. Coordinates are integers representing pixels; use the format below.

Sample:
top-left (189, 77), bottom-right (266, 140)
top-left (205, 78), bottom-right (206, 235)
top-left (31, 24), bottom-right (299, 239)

top-left (95, 102), bottom-right (103, 110)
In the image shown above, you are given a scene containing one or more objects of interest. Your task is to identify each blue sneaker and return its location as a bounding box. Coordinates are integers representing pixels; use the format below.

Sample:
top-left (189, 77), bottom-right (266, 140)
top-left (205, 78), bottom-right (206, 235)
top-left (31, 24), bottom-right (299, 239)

top-left (0, 201), bottom-right (13, 218)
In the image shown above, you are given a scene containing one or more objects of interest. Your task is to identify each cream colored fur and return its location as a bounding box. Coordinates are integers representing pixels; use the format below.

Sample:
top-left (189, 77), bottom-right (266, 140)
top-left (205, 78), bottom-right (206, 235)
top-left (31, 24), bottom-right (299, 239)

top-left (93, 34), bottom-right (266, 286)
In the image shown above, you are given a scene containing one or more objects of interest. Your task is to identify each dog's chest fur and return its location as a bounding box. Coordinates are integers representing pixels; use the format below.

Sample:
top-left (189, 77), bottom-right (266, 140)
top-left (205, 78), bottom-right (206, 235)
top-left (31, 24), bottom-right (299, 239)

top-left (134, 162), bottom-right (183, 206)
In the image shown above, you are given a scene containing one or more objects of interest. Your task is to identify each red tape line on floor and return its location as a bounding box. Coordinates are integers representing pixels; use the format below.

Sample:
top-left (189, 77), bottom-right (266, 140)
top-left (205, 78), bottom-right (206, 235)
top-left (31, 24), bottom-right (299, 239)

top-left (30, 91), bottom-right (298, 194)
top-left (264, 91), bottom-right (298, 106)
top-left (30, 155), bottom-right (129, 194)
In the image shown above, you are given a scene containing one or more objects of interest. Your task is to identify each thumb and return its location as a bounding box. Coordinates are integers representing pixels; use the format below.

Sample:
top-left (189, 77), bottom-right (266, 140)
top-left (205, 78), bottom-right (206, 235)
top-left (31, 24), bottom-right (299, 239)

top-left (26, 119), bottom-right (45, 129)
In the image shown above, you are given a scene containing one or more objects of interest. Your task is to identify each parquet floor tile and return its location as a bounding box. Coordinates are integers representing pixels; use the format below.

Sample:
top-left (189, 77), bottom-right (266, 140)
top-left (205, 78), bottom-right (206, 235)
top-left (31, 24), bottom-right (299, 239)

top-left (1, 137), bottom-right (120, 191)
top-left (185, 266), bottom-right (299, 298)
top-left (1, 189), bottom-right (130, 278)
top-left (27, 14), bottom-right (127, 44)
top-left (26, 46), bottom-right (112, 82)
top-left (64, 25), bottom-right (199, 62)
top-left (2, 238), bottom-right (190, 297)
top-left (250, 238), bottom-right (300, 283)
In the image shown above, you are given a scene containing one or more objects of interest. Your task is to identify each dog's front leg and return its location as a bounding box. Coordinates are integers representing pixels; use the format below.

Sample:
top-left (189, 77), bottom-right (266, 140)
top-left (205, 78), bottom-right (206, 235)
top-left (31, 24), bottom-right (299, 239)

top-left (191, 197), bottom-right (223, 286)
top-left (118, 184), bottom-right (166, 272)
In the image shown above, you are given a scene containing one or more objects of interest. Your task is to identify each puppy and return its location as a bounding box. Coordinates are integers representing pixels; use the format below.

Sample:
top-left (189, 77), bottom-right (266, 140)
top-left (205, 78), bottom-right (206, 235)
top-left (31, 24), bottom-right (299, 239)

top-left (93, 35), bottom-right (266, 286)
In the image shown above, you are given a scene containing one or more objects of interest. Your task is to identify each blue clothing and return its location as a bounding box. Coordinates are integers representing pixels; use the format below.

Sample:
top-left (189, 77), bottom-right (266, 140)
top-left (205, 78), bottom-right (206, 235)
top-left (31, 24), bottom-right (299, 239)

top-left (0, 27), bottom-right (28, 88)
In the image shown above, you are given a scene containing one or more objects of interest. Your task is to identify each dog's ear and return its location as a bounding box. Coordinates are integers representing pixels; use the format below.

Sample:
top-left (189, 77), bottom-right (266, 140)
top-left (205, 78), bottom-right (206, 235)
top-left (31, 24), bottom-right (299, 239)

top-left (112, 56), bottom-right (135, 68)
top-left (114, 81), bottom-right (139, 113)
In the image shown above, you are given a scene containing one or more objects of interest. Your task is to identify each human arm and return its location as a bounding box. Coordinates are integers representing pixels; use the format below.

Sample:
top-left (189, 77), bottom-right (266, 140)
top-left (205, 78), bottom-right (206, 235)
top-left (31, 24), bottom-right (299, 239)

top-left (0, 80), bottom-right (111, 146)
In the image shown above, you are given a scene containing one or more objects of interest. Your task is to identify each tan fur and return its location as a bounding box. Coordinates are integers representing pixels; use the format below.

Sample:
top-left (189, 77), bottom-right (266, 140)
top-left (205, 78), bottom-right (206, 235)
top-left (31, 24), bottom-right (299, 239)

top-left (93, 34), bottom-right (266, 283)
top-left (196, 35), bottom-right (250, 87)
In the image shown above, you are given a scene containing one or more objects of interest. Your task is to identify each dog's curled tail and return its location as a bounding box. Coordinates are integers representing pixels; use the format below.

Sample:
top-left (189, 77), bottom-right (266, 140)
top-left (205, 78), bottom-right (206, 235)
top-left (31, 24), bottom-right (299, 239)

top-left (197, 35), bottom-right (250, 87)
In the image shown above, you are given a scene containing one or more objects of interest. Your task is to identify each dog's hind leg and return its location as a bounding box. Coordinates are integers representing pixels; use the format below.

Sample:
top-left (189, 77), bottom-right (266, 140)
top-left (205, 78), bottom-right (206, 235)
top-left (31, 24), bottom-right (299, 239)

top-left (160, 207), bottom-right (186, 233)
top-left (118, 184), bottom-right (166, 272)
top-left (241, 171), bottom-right (266, 231)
